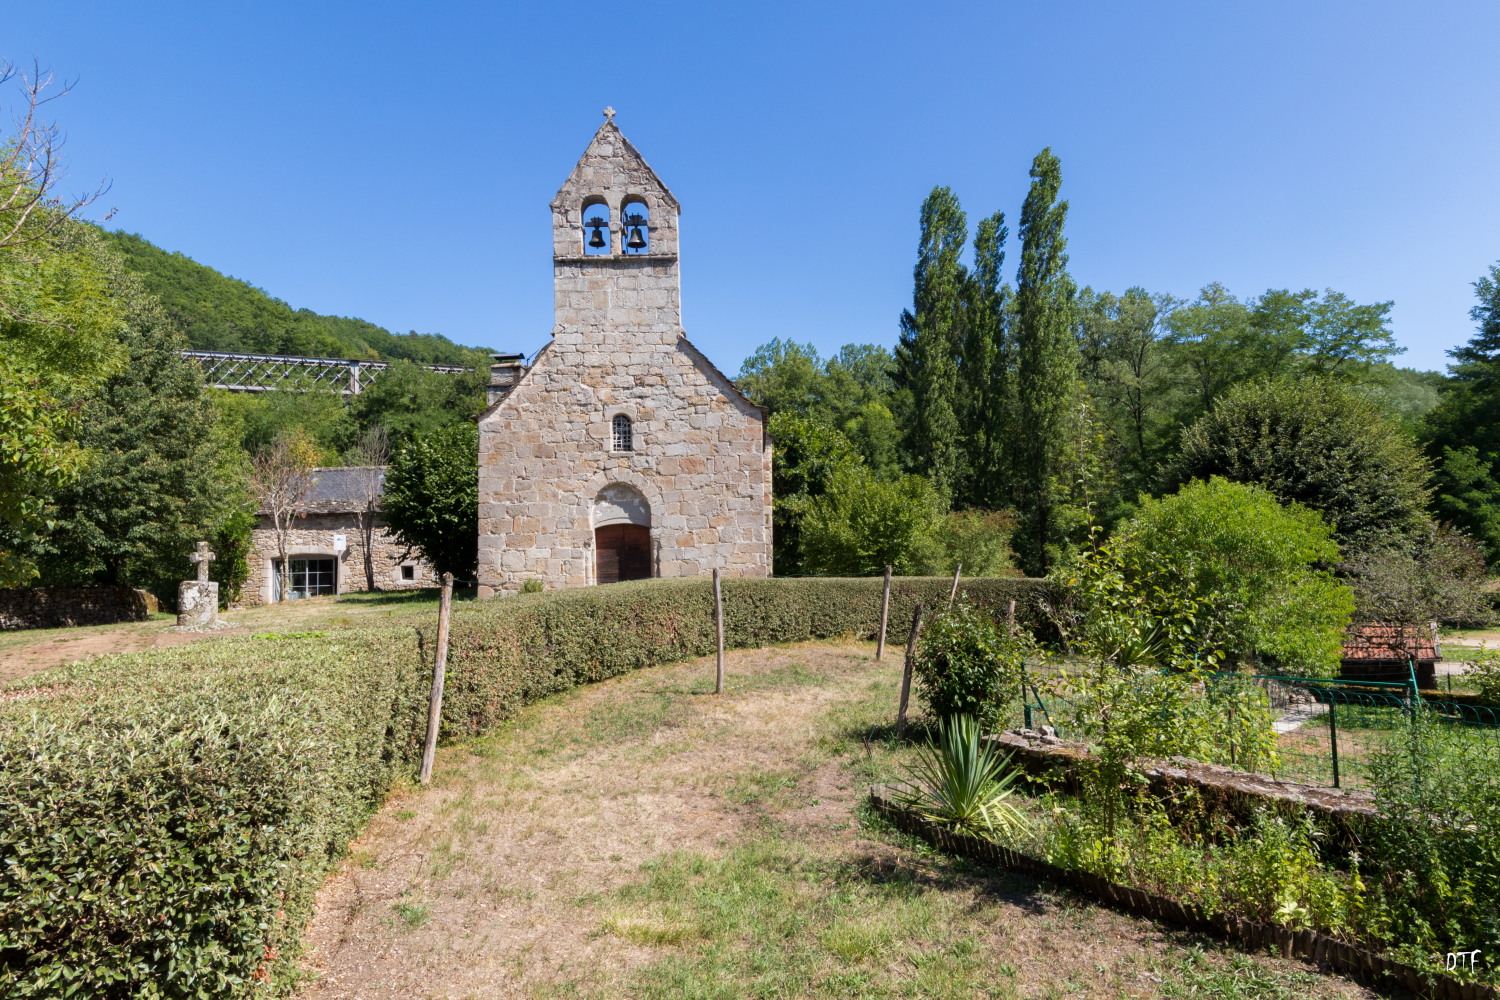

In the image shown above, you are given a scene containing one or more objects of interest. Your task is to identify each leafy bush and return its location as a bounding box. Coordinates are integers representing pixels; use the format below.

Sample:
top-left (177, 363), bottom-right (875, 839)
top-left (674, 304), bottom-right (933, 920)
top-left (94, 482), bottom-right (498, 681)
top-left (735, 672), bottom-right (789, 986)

top-left (895, 715), bottom-right (1026, 837)
top-left (796, 465), bottom-right (948, 576)
top-left (1046, 802), bottom-right (1361, 932)
top-left (1107, 477), bottom-right (1355, 673)
top-left (437, 576), bottom-right (1055, 739)
top-left (0, 575), bottom-right (1055, 995)
top-left (933, 509), bottom-right (1017, 577)
top-left (0, 630), bottom-right (429, 997)
top-left (1365, 715), bottom-right (1500, 967)
top-left (912, 600), bottom-right (1033, 731)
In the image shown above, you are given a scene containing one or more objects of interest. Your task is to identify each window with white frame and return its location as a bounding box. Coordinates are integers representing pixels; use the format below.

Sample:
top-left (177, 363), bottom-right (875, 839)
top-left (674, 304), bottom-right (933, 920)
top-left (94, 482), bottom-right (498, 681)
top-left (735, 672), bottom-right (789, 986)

top-left (612, 414), bottom-right (633, 452)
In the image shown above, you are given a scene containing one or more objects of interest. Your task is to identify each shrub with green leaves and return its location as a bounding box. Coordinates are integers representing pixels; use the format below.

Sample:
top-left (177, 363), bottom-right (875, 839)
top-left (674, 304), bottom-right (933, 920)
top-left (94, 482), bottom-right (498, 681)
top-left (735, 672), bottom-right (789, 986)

top-left (1365, 715), bottom-right (1500, 968)
top-left (438, 576), bottom-right (1055, 739)
top-left (895, 714), bottom-right (1026, 838)
top-left (0, 629), bottom-right (429, 997)
top-left (0, 575), bottom-right (1056, 996)
top-left (912, 601), bottom-right (1033, 732)
top-left (1104, 477), bottom-right (1355, 673)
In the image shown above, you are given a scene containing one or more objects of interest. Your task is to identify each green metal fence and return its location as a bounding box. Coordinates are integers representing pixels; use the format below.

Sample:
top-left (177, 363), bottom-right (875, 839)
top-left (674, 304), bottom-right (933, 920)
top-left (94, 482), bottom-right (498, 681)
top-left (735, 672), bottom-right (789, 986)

top-left (1239, 673), bottom-right (1500, 790)
top-left (1017, 666), bottom-right (1500, 792)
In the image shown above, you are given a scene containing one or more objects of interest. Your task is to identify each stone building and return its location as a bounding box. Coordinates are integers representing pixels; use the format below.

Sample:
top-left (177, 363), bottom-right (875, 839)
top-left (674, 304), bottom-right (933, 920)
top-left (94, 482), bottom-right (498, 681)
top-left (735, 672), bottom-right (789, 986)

top-left (476, 113), bottom-right (772, 596)
top-left (244, 466), bottom-right (435, 604)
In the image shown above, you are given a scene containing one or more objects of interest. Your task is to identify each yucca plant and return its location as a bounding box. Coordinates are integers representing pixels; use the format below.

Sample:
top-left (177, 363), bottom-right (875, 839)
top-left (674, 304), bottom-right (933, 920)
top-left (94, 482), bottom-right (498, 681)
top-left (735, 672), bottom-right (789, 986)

top-left (894, 714), bottom-right (1027, 839)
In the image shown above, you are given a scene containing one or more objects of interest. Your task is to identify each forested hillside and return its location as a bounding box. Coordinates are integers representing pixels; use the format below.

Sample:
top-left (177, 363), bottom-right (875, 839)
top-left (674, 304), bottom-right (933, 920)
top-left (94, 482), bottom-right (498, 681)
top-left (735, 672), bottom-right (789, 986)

top-left (100, 229), bottom-right (493, 365)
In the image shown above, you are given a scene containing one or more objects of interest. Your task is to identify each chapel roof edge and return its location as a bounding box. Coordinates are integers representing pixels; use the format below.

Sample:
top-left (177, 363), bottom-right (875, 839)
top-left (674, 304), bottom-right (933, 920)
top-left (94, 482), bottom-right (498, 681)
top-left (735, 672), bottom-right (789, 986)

top-left (550, 119), bottom-right (680, 211)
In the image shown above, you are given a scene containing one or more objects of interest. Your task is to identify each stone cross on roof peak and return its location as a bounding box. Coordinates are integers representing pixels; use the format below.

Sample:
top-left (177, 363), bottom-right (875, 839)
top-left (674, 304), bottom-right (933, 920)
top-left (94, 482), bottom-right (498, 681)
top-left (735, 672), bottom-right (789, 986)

top-left (602, 106), bottom-right (616, 122)
top-left (188, 540), bottom-right (215, 583)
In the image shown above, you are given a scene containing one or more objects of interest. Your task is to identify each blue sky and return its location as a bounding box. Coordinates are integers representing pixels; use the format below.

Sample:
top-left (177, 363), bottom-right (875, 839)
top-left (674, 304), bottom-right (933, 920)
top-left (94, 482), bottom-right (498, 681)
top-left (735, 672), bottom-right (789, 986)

top-left (10, 2), bottom-right (1499, 373)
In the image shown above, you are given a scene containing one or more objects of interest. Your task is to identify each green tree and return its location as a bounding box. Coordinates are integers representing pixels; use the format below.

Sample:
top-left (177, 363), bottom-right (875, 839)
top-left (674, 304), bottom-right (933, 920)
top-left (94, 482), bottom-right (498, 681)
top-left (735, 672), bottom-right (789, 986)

top-left (0, 221), bottom-right (127, 585)
top-left (1425, 262), bottom-right (1500, 560)
top-left (736, 339), bottom-right (829, 418)
top-left (213, 381), bottom-right (353, 463)
top-left (382, 421), bottom-right (478, 578)
top-left (1011, 148), bottom-right (1079, 575)
top-left (840, 400), bottom-right (901, 480)
top-left (1112, 477), bottom-right (1355, 672)
top-left (343, 359), bottom-right (486, 455)
top-left (1172, 375), bottom-right (1433, 553)
top-left (896, 186), bottom-right (970, 496)
top-left (1076, 286), bottom-right (1176, 493)
top-left (961, 210), bottom-right (1012, 510)
top-left (22, 262), bottom-right (245, 600)
top-left (797, 464), bottom-right (947, 576)
top-left (766, 411), bottom-right (862, 574)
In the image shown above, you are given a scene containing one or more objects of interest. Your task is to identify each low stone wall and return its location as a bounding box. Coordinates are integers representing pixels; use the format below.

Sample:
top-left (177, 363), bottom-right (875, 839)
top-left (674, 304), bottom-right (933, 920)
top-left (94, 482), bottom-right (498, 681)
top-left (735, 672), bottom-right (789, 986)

top-left (990, 729), bottom-right (1378, 835)
top-left (0, 586), bottom-right (157, 630)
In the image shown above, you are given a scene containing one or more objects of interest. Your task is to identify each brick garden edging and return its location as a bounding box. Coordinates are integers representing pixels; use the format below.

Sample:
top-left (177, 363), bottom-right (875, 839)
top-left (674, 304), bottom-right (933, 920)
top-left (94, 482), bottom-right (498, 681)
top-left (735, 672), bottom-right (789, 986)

top-left (868, 790), bottom-right (1497, 1000)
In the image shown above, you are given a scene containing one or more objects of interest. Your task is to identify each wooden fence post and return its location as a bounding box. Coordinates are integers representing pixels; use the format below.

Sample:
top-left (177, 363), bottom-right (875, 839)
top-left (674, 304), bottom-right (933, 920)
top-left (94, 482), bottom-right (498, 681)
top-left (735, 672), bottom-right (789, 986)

top-left (895, 604), bottom-right (925, 740)
top-left (946, 564), bottom-right (962, 609)
top-left (714, 567), bottom-right (725, 695)
top-left (420, 572), bottom-right (454, 784)
top-left (876, 565), bottom-right (893, 660)
top-left (1007, 599), bottom-right (1016, 637)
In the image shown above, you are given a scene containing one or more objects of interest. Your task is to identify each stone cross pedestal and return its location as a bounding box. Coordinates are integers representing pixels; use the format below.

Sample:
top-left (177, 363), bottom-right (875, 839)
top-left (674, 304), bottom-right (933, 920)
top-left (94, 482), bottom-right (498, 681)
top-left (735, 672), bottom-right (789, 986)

top-left (177, 540), bottom-right (220, 627)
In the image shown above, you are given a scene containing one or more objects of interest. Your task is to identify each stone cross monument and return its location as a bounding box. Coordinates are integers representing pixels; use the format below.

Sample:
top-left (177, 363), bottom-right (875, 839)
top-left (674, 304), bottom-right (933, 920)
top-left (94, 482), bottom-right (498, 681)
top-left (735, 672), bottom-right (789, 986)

top-left (177, 540), bottom-right (220, 627)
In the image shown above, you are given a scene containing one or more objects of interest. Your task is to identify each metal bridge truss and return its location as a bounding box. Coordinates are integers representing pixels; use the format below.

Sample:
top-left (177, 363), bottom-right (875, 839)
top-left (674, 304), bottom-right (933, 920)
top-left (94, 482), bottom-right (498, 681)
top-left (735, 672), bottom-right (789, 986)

top-left (181, 351), bottom-right (472, 395)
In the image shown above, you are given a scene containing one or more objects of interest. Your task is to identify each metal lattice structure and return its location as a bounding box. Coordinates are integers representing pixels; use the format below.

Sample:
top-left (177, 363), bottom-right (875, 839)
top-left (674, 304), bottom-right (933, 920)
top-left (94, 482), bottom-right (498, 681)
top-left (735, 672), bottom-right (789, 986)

top-left (181, 351), bottom-right (471, 395)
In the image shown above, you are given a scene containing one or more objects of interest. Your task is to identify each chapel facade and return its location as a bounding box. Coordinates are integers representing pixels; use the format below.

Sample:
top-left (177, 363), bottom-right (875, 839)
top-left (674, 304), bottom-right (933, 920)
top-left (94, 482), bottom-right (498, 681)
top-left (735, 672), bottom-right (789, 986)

top-left (475, 114), bottom-right (773, 596)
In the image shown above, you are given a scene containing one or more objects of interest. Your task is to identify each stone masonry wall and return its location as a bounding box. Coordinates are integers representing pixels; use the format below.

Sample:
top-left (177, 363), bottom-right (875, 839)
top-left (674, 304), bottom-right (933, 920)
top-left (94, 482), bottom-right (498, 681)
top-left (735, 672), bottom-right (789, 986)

top-left (243, 514), bottom-right (435, 606)
top-left (476, 119), bottom-right (771, 596)
top-left (0, 586), bottom-right (156, 630)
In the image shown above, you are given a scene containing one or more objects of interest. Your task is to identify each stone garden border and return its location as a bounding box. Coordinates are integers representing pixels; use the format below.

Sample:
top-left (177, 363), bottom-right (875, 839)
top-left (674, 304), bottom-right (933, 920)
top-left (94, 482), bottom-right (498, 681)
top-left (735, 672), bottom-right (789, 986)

top-left (868, 790), bottom-right (1496, 1000)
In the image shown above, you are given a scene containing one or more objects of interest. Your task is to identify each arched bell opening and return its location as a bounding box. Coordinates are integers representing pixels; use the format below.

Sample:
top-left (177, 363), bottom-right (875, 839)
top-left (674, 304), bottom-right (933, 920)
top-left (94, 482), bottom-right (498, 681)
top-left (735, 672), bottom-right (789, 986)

top-left (582, 196), bottom-right (612, 255)
top-left (621, 198), bottom-right (650, 255)
top-left (593, 483), bottom-right (651, 584)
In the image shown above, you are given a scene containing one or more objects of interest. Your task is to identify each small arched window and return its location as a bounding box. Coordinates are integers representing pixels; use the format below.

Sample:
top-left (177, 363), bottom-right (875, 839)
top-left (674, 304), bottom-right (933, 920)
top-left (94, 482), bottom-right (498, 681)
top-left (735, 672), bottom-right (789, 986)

top-left (583, 198), bottom-right (611, 256)
top-left (612, 414), bottom-right (633, 452)
top-left (621, 199), bottom-right (650, 254)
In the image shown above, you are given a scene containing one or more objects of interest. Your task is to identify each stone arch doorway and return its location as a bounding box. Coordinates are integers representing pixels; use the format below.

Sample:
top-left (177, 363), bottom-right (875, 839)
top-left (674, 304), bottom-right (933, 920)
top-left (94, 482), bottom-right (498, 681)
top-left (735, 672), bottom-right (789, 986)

top-left (593, 484), bottom-right (651, 584)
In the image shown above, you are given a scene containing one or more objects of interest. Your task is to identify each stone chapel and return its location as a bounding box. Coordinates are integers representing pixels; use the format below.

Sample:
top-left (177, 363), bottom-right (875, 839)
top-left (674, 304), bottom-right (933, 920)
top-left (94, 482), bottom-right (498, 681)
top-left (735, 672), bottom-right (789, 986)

top-left (475, 113), bottom-right (773, 596)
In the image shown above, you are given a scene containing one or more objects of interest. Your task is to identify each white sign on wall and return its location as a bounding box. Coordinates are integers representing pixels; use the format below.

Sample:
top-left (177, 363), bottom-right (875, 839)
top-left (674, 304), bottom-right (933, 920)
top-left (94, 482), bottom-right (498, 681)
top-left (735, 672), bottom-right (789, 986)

top-left (333, 534), bottom-right (347, 552)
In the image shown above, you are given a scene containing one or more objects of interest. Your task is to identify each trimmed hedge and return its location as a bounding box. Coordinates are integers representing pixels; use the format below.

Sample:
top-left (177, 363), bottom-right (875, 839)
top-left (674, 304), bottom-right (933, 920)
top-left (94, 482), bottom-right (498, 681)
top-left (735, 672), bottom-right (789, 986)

top-left (0, 629), bottom-right (430, 997)
top-left (0, 575), bottom-right (1051, 997)
top-left (436, 575), bottom-right (1056, 738)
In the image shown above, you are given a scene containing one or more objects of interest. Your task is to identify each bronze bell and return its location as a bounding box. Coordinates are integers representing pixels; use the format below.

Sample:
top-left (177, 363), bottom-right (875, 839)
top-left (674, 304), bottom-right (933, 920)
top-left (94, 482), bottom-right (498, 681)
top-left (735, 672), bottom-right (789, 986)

top-left (587, 225), bottom-right (606, 249)
top-left (626, 226), bottom-right (646, 250)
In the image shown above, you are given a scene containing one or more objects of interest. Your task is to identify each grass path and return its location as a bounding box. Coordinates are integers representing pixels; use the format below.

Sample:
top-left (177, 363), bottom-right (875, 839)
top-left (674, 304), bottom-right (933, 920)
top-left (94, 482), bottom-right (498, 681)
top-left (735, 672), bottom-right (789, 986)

top-left (296, 641), bottom-right (1386, 1000)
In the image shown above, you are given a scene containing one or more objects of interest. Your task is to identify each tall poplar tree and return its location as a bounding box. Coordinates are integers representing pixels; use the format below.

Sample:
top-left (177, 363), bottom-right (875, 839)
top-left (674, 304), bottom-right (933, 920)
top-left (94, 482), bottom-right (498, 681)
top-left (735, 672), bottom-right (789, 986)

top-left (895, 187), bottom-right (969, 497)
top-left (1011, 148), bottom-right (1079, 576)
top-left (960, 210), bottom-right (1011, 509)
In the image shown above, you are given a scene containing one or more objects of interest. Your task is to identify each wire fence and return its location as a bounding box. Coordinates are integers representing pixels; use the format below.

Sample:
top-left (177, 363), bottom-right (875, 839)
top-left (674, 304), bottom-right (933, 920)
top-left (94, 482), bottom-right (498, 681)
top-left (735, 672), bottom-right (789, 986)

top-left (1017, 666), bottom-right (1500, 792)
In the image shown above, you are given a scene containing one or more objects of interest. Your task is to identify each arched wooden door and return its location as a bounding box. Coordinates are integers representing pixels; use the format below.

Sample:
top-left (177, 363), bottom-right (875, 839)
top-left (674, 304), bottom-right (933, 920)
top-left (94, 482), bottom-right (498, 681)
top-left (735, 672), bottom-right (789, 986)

top-left (595, 524), bottom-right (651, 584)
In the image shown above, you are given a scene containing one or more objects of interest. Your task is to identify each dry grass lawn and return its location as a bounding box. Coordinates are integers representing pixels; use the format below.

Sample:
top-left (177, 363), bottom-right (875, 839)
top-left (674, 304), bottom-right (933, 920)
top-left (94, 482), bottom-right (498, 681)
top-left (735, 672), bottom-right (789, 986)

top-left (0, 589), bottom-right (457, 683)
top-left (295, 641), bottom-right (1392, 1000)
